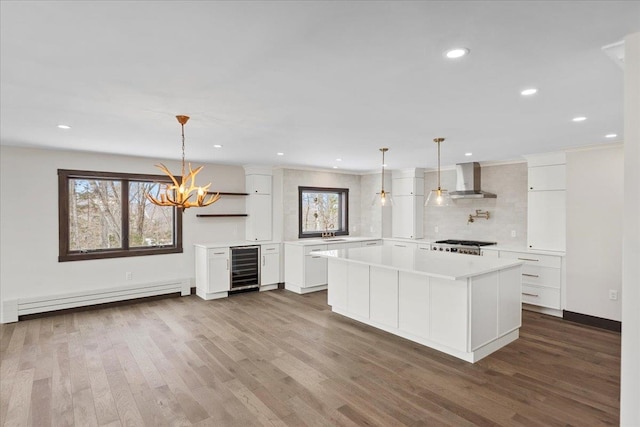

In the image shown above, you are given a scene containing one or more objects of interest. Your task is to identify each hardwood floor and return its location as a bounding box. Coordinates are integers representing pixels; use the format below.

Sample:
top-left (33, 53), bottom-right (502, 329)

top-left (1, 290), bottom-right (620, 426)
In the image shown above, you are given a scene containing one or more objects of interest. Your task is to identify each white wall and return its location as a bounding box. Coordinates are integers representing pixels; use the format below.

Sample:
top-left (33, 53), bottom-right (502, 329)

top-left (0, 146), bottom-right (247, 321)
top-left (423, 162), bottom-right (528, 246)
top-left (281, 168), bottom-right (362, 241)
top-left (565, 146), bottom-right (623, 321)
top-left (621, 31), bottom-right (640, 427)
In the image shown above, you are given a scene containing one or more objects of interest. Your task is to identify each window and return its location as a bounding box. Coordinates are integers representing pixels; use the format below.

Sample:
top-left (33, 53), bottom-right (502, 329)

top-left (58, 169), bottom-right (182, 261)
top-left (298, 186), bottom-right (349, 238)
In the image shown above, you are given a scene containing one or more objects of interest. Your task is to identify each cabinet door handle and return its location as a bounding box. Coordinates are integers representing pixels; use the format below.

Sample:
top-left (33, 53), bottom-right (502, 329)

top-left (213, 251), bottom-right (225, 255)
top-left (311, 256), bottom-right (322, 259)
top-left (522, 273), bottom-right (539, 278)
top-left (365, 242), bottom-right (377, 246)
top-left (395, 245), bottom-right (407, 248)
top-left (262, 256), bottom-right (265, 266)
top-left (522, 292), bottom-right (539, 297)
top-left (518, 257), bottom-right (539, 262)
top-left (265, 248), bottom-right (275, 251)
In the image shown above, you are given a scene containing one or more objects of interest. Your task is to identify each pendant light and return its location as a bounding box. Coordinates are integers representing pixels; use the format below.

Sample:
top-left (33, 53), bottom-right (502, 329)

top-left (146, 115), bottom-right (221, 211)
top-left (425, 137), bottom-right (452, 207)
top-left (371, 147), bottom-right (393, 206)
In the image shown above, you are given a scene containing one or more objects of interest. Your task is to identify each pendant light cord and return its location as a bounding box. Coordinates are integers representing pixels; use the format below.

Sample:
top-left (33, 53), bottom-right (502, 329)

top-left (181, 122), bottom-right (186, 179)
top-left (437, 139), bottom-right (441, 190)
top-left (381, 149), bottom-right (385, 191)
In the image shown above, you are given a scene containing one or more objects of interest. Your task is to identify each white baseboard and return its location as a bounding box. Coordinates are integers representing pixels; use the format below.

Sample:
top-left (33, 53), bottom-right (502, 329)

top-left (1, 279), bottom-right (191, 323)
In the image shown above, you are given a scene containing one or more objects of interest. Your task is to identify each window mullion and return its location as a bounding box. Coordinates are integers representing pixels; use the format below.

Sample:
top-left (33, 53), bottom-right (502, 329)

top-left (122, 179), bottom-right (129, 250)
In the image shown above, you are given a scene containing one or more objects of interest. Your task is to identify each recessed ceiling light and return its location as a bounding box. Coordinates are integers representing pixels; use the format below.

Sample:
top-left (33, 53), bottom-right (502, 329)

top-left (336, 158), bottom-right (342, 162)
top-left (521, 88), bottom-right (538, 96)
top-left (213, 144), bottom-right (223, 148)
top-left (57, 124), bottom-right (71, 129)
top-left (465, 152), bottom-right (473, 156)
top-left (605, 133), bottom-right (617, 138)
top-left (333, 166), bottom-right (338, 169)
top-left (445, 48), bottom-right (470, 59)
top-left (276, 152), bottom-right (284, 156)
top-left (572, 116), bottom-right (587, 122)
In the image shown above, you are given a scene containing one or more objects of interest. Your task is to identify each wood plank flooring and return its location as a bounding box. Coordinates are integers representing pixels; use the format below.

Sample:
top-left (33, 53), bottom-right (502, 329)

top-left (0, 290), bottom-right (620, 426)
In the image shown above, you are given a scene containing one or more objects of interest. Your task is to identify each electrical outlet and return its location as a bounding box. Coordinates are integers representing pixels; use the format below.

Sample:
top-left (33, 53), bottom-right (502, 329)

top-left (609, 290), bottom-right (618, 300)
top-left (126, 272), bottom-right (133, 281)
top-left (511, 230), bottom-right (517, 238)
top-left (434, 226), bottom-right (439, 233)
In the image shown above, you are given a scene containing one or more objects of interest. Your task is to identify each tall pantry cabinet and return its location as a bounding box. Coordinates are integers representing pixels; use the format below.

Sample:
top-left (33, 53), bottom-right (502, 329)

top-left (245, 166), bottom-right (273, 242)
top-left (526, 153), bottom-right (566, 252)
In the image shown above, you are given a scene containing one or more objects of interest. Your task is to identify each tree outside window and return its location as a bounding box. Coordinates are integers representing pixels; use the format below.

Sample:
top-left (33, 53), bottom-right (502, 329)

top-left (59, 170), bottom-right (182, 261)
top-left (298, 187), bottom-right (349, 238)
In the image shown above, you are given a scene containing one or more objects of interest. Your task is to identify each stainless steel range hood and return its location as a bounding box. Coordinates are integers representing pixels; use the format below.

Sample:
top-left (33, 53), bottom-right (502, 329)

top-left (449, 162), bottom-right (497, 199)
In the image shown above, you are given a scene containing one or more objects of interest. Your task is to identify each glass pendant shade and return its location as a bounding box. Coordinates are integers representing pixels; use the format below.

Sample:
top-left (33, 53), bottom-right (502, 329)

top-left (372, 148), bottom-right (392, 207)
top-left (371, 189), bottom-right (393, 207)
top-left (426, 188), bottom-right (452, 207)
top-left (425, 137), bottom-right (451, 207)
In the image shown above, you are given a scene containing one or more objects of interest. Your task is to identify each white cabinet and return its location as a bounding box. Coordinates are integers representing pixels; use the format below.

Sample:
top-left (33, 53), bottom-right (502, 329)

top-left (245, 170), bottom-right (272, 242)
top-left (392, 196), bottom-right (424, 239)
top-left (260, 244), bottom-right (280, 289)
top-left (284, 239), bottom-right (383, 294)
top-left (391, 169), bottom-right (424, 239)
top-left (246, 174), bottom-right (272, 194)
top-left (361, 240), bottom-right (383, 248)
top-left (528, 165), bottom-right (566, 191)
top-left (392, 177), bottom-right (424, 196)
top-left (384, 239), bottom-right (419, 249)
top-left (499, 250), bottom-right (564, 316)
top-left (284, 244), bottom-right (328, 294)
top-left (195, 246), bottom-right (230, 300)
top-left (528, 191), bottom-right (566, 252)
top-left (246, 194), bottom-right (272, 241)
top-left (526, 153), bottom-right (566, 252)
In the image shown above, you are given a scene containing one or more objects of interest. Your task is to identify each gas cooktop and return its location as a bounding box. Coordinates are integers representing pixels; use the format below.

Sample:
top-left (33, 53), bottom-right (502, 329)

top-left (434, 240), bottom-right (497, 247)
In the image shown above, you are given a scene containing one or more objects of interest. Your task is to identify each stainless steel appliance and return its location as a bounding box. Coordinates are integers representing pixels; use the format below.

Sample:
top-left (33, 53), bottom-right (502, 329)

top-left (431, 239), bottom-right (497, 256)
top-left (230, 246), bottom-right (260, 291)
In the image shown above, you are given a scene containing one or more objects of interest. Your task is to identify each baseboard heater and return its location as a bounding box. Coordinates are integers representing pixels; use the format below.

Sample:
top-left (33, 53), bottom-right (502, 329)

top-left (1, 279), bottom-right (191, 323)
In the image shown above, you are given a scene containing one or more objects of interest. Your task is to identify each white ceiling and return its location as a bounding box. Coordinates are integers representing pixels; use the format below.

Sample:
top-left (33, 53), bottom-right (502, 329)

top-left (1, 1), bottom-right (639, 172)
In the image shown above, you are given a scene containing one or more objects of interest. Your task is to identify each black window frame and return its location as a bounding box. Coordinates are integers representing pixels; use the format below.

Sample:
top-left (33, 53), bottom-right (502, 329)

top-left (298, 186), bottom-right (349, 238)
top-left (58, 169), bottom-right (183, 262)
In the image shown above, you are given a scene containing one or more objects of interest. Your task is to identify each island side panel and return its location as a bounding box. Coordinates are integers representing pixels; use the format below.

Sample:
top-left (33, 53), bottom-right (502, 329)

top-left (327, 258), bottom-right (348, 310)
top-left (470, 272), bottom-right (500, 351)
top-left (498, 265), bottom-right (523, 335)
top-left (398, 272), bottom-right (430, 339)
top-left (370, 266), bottom-right (399, 328)
top-left (430, 278), bottom-right (469, 352)
top-left (347, 263), bottom-right (370, 319)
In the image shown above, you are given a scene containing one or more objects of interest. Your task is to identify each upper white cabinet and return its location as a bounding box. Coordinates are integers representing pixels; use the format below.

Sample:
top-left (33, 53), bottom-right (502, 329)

top-left (245, 167), bottom-right (273, 242)
top-left (525, 153), bottom-right (566, 252)
top-left (246, 174), bottom-right (272, 194)
top-left (393, 177), bottom-right (425, 196)
top-left (528, 165), bottom-right (566, 191)
top-left (391, 169), bottom-right (424, 239)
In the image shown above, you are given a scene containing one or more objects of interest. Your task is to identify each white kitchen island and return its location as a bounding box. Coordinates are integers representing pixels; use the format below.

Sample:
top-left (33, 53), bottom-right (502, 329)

top-left (316, 246), bottom-right (524, 363)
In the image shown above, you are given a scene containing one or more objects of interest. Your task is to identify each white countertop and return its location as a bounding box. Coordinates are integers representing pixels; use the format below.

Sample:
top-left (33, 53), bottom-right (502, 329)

top-left (194, 241), bottom-right (280, 249)
top-left (283, 236), bottom-right (381, 246)
top-left (315, 246), bottom-right (523, 280)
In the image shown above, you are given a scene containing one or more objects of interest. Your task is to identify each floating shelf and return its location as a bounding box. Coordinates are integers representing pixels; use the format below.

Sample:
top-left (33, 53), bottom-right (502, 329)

top-left (207, 192), bottom-right (249, 196)
top-left (196, 214), bottom-right (248, 218)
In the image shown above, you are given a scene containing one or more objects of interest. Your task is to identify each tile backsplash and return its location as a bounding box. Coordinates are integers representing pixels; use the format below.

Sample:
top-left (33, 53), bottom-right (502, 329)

top-left (423, 162), bottom-right (527, 245)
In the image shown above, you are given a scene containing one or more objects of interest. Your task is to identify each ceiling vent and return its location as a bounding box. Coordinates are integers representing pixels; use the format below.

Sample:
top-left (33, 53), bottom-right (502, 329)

top-left (602, 40), bottom-right (625, 70)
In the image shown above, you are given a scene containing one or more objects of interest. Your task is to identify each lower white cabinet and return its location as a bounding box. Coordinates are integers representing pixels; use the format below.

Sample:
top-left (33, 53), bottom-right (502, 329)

top-left (195, 246), bottom-right (230, 300)
top-left (284, 239), bottom-right (383, 294)
top-left (260, 244), bottom-right (280, 288)
top-left (284, 244), bottom-right (328, 294)
top-left (528, 191), bottom-right (566, 251)
top-left (499, 249), bottom-right (564, 316)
